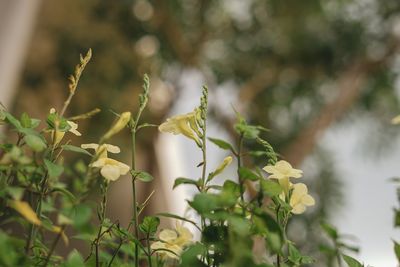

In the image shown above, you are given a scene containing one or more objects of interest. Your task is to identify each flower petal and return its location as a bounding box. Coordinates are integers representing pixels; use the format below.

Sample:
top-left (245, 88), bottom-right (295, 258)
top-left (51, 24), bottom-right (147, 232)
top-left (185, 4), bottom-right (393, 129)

top-left (100, 165), bottom-right (121, 181)
top-left (81, 143), bottom-right (99, 150)
top-left (104, 144), bottom-right (120, 154)
top-left (302, 195), bottom-right (315, 206)
top-left (291, 204), bottom-right (306, 214)
top-left (159, 229), bottom-right (178, 242)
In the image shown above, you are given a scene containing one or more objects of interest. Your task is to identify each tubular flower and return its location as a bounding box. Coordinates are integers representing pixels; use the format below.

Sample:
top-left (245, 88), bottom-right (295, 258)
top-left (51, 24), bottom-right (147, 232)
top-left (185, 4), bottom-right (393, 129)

top-left (287, 183), bottom-right (315, 214)
top-left (91, 157), bottom-right (130, 182)
top-left (210, 156), bottom-right (233, 179)
top-left (263, 160), bottom-right (303, 195)
top-left (102, 111), bottom-right (131, 140)
top-left (81, 143), bottom-right (129, 182)
top-left (9, 200), bottom-right (41, 226)
top-left (159, 111), bottom-right (201, 145)
top-left (391, 115), bottom-right (400, 125)
top-left (50, 108), bottom-right (81, 145)
top-left (151, 223), bottom-right (193, 259)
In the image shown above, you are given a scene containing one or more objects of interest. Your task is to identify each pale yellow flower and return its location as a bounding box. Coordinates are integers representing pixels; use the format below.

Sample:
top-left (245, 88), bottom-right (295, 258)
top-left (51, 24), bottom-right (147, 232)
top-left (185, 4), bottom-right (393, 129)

top-left (91, 157), bottom-right (130, 182)
top-left (151, 223), bottom-right (193, 259)
top-left (102, 111), bottom-right (131, 140)
top-left (263, 160), bottom-right (303, 195)
top-left (81, 143), bottom-right (129, 182)
top-left (159, 111), bottom-right (201, 145)
top-left (391, 115), bottom-right (400, 125)
top-left (9, 200), bottom-right (41, 226)
top-left (287, 183), bottom-right (315, 214)
top-left (209, 156), bottom-right (233, 180)
top-left (50, 108), bottom-right (81, 145)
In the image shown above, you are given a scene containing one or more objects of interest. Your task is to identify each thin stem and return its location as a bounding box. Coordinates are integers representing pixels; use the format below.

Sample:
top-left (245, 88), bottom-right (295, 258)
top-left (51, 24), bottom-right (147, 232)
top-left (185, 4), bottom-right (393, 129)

top-left (146, 233), bottom-right (153, 267)
top-left (236, 135), bottom-right (245, 214)
top-left (43, 225), bottom-right (66, 267)
top-left (95, 185), bottom-right (108, 267)
top-left (131, 129), bottom-right (140, 267)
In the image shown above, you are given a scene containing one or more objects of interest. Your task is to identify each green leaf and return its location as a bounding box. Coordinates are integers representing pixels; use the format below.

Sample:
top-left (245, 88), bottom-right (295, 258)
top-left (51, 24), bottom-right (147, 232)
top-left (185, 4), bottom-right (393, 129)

top-left (260, 180), bottom-right (282, 197)
top-left (46, 113), bottom-right (70, 131)
top-left (52, 186), bottom-right (76, 202)
top-left (5, 113), bottom-right (23, 131)
top-left (173, 177), bottom-right (199, 189)
top-left (44, 159), bottom-right (64, 178)
top-left (6, 187), bottom-right (24, 200)
top-left (288, 243), bottom-right (301, 264)
top-left (157, 212), bottom-right (200, 230)
top-left (234, 122), bottom-right (260, 139)
top-left (320, 222), bottom-right (338, 240)
top-left (61, 145), bottom-right (93, 156)
top-left (131, 170), bottom-right (154, 182)
top-left (395, 209), bottom-right (400, 227)
top-left (72, 204), bottom-right (92, 227)
top-left (30, 119), bottom-right (41, 128)
top-left (208, 137), bottom-right (234, 151)
top-left (238, 167), bottom-right (259, 181)
top-left (342, 255), bottom-right (363, 267)
top-left (189, 193), bottom-right (219, 215)
top-left (24, 134), bottom-right (47, 152)
top-left (394, 241), bottom-right (400, 261)
top-left (20, 113), bottom-right (31, 128)
top-left (62, 250), bottom-right (85, 267)
top-left (139, 216), bottom-right (160, 235)
top-left (180, 243), bottom-right (208, 267)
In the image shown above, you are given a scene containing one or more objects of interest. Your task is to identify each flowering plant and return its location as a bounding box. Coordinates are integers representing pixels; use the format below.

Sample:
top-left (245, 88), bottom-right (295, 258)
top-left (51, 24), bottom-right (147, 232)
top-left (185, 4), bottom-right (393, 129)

top-left (0, 50), bottom-right (392, 267)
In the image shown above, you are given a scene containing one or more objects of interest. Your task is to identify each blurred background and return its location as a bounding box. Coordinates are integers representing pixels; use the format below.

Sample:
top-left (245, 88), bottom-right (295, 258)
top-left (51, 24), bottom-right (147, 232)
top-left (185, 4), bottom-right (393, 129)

top-left (1, 0), bottom-right (400, 266)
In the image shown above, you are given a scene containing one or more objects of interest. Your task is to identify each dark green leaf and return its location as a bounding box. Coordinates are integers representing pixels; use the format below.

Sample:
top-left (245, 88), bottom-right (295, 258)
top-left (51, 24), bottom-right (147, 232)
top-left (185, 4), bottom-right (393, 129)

top-left (157, 213), bottom-right (200, 230)
top-left (342, 255), bottom-right (363, 267)
top-left (208, 137), bottom-right (234, 151)
top-left (189, 193), bottom-right (219, 215)
top-left (139, 216), bottom-right (160, 235)
top-left (260, 180), bottom-right (282, 197)
top-left (320, 222), bottom-right (339, 240)
top-left (131, 170), bottom-right (154, 182)
top-left (62, 145), bottom-right (93, 156)
top-left (394, 241), bottom-right (400, 261)
top-left (173, 177), bottom-right (199, 189)
top-left (52, 187), bottom-right (76, 202)
top-left (180, 243), bottom-right (208, 267)
top-left (238, 167), bottom-right (259, 181)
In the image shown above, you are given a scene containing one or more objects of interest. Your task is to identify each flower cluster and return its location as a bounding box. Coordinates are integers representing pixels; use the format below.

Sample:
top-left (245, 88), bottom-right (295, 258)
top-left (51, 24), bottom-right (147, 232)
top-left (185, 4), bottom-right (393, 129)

top-left (263, 160), bottom-right (315, 214)
top-left (151, 223), bottom-right (193, 259)
top-left (158, 109), bottom-right (202, 146)
top-left (81, 143), bottom-right (130, 182)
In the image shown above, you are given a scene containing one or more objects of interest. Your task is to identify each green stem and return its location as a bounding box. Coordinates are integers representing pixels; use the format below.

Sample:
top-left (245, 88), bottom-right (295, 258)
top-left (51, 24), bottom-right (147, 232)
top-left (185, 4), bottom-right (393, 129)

top-left (131, 129), bottom-right (140, 267)
top-left (95, 185), bottom-right (108, 267)
top-left (43, 225), bottom-right (66, 267)
top-left (146, 233), bottom-right (153, 267)
top-left (237, 135), bottom-right (245, 214)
